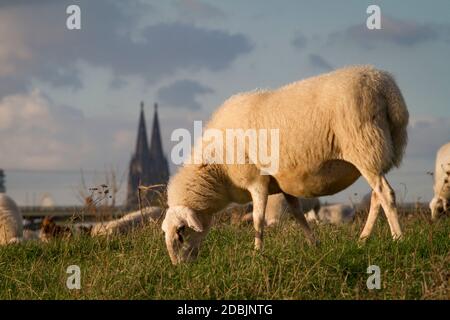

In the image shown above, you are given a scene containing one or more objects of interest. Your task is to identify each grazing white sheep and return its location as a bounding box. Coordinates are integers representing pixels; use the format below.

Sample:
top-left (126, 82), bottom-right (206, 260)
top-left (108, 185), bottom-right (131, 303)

top-left (241, 194), bottom-right (320, 226)
top-left (0, 193), bottom-right (23, 245)
top-left (91, 206), bottom-right (162, 236)
top-left (305, 204), bottom-right (355, 225)
top-left (429, 142), bottom-right (450, 220)
top-left (162, 65), bottom-right (409, 264)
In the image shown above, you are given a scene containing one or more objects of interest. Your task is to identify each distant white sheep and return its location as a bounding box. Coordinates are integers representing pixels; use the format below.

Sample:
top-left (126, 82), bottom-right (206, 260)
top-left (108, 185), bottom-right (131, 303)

top-left (162, 65), bottom-right (409, 264)
top-left (241, 194), bottom-right (320, 226)
top-left (0, 193), bottom-right (23, 245)
top-left (305, 204), bottom-right (355, 225)
top-left (91, 206), bottom-right (162, 236)
top-left (355, 192), bottom-right (372, 213)
top-left (23, 229), bottom-right (41, 241)
top-left (429, 142), bottom-right (450, 220)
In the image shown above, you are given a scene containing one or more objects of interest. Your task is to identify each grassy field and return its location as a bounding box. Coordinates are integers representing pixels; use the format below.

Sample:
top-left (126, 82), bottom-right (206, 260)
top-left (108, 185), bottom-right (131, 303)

top-left (0, 211), bottom-right (449, 300)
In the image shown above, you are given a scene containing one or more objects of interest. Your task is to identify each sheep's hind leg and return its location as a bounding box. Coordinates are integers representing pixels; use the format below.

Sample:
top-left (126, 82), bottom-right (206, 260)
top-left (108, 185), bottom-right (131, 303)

top-left (284, 193), bottom-right (318, 246)
top-left (359, 172), bottom-right (403, 240)
top-left (359, 191), bottom-right (381, 241)
top-left (249, 181), bottom-right (269, 250)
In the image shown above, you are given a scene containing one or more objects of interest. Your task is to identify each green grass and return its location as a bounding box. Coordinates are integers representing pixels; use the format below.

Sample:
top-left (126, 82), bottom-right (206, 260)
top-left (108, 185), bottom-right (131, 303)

top-left (0, 213), bottom-right (449, 299)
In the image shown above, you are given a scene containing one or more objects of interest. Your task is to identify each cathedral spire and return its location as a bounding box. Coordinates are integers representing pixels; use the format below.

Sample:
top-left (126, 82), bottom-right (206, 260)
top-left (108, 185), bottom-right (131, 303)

top-left (149, 102), bottom-right (170, 183)
top-left (135, 101), bottom-right (150, 159)
top-left (0, 169), bottom-right (5, 193)
top-left (126, 101), bottom-right (169, 209)
top-left (149, 103), bottom-right (164, 160)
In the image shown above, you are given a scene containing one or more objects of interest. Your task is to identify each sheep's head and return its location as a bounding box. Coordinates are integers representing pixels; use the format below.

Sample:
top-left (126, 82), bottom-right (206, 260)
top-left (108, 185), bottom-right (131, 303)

top-left (162, 206), bottom-right (211, 264)
top-left (430, 197), bottom-right (448, 221)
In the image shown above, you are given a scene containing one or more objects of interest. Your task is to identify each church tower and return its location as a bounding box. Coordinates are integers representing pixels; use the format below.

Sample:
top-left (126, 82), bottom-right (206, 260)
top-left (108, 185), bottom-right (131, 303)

top-left (148, 103), bottom-right (170, 187)
top-left (126, 102), bottom-right (170, 209)
top-left (0, 169), bottom-right (5, 193)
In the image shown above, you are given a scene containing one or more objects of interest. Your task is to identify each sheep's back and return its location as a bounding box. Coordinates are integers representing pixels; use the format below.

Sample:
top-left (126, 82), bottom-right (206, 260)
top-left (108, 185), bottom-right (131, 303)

top-left (201, 66), bottom-right (406, 197)
top-left (206, 66), bottom-right (392, 170)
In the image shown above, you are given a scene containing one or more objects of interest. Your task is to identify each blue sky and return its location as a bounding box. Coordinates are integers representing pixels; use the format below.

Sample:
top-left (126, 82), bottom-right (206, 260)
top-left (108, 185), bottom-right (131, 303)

top-left (0, 0), bottom-right (449, 205)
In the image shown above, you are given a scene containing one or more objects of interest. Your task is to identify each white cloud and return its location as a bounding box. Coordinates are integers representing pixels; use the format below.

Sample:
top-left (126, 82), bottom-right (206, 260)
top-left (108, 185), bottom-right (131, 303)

top-left (0, 90), bottom-right (86, 169)
top-left (0, 90), bottom-right (137, 171)
top-left (113, 129), bottom-right (134, 150)
top-left (0, 10), bottom-right (32, 77)
top-left (0, 1), bottom-right (252, 98)
top-left (1, 91), bottom-right (53, 130)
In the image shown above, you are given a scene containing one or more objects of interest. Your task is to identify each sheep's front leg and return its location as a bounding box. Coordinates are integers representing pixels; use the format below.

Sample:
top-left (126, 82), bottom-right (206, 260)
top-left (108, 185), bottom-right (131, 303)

top-left (284, 193), bottom-right (318, 246)
top-left (249, 182), bottom-right (269, 251)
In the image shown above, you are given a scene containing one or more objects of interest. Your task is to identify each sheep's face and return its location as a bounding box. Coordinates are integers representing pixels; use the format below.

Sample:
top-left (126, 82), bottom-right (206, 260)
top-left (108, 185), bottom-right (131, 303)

top-left (162, 206), bottom-right (211, 264)
top-left (430, 197), bottom-right (448, 220)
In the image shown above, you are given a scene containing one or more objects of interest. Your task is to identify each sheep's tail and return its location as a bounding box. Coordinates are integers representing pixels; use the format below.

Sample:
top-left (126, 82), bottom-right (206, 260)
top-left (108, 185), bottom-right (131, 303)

top-left (381, 72), bottom-right (409, 167)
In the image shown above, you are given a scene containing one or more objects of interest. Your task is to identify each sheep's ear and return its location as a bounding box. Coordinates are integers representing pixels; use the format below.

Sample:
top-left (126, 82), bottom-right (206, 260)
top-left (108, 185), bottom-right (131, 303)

top-left (163, 206), bottom-right (204, 233)
top-left (161, 209), bottom-right (174, 233)
top-left (183, 210), bottom-right (203, 233)
top-left (176, 207), bottom-right (203, 232)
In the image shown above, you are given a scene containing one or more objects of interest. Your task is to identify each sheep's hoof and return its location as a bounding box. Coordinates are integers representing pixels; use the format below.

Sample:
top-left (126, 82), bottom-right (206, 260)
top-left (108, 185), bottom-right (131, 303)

top-left (358, 235), bottom-right (369, 243)
top-left (254, 239), bottom-right (263, 251)
top-left (254, 233), bottom-right (263, 250)
top-left (357, 237), bottom-right (369, 248)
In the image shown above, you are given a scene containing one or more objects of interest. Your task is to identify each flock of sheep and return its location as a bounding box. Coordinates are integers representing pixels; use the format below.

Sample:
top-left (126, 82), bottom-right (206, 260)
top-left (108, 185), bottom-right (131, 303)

top-left (0, 193), bottom-right (354, 245)
top-left (1, 66), bottom-right (449, 266)
top-left (0, 201), bottom-right (164, 244)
